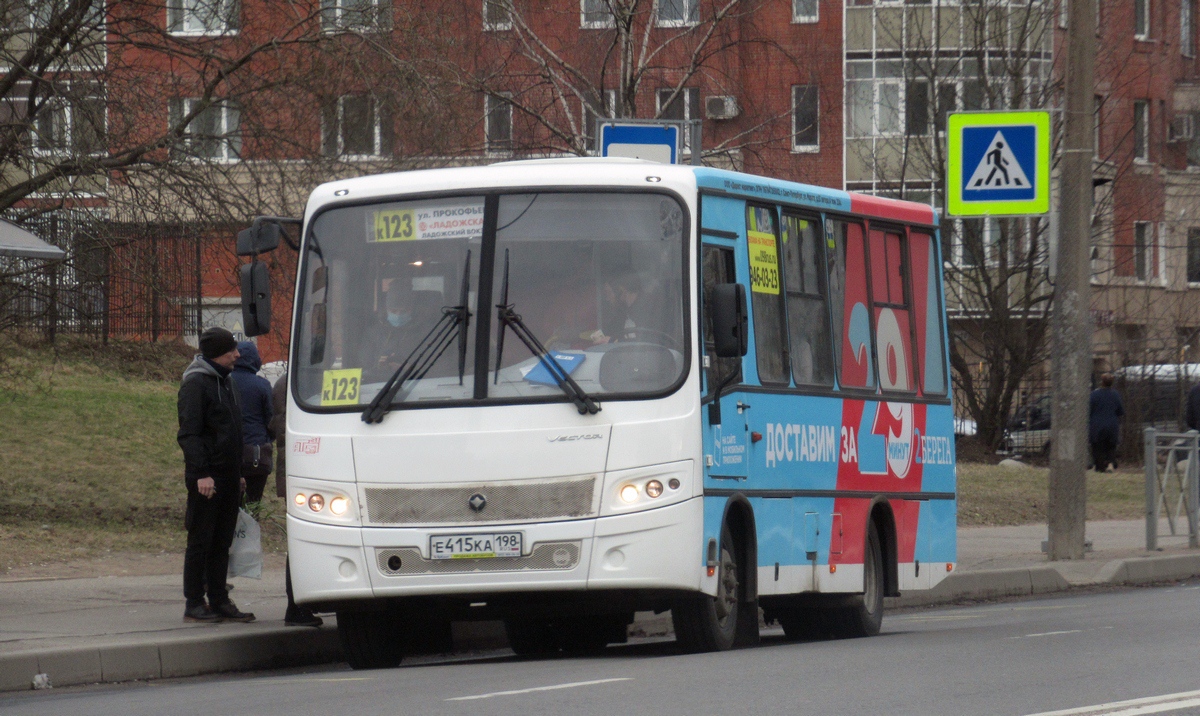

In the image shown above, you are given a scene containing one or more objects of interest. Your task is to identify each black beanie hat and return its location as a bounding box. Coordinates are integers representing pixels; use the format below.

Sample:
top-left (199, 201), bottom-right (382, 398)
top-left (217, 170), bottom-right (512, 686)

top-left (199, 327), bottom-right (238, 360)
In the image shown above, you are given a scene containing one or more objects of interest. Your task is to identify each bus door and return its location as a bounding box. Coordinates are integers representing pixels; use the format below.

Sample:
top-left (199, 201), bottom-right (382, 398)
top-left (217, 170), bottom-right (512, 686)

top-left (701, 243), bottom-right (748, 481)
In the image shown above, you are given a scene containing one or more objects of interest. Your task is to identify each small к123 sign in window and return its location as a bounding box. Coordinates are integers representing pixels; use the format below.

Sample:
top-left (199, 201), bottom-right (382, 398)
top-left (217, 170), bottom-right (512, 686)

top-left (373, 209), bottom-right (416, 242)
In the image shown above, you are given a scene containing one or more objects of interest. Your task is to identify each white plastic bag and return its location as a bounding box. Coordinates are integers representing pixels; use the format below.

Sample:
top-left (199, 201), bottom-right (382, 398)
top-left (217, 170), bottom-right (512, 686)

top-left (228, 507), bottom-right (263, 580)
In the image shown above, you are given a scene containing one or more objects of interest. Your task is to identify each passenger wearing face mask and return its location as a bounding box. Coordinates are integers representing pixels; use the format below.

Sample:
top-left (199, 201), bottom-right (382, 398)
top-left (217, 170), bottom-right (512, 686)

top-left (366, 280), bottom-right (421, 380)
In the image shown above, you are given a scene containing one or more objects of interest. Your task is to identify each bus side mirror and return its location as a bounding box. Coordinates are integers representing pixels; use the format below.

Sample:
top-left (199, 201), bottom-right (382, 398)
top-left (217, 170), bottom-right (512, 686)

top-left (240, 260), bottom-right (272, 336)
top-left (237, 219), bottom-right (282, 256)
top-left (711, 283), bottom-right (748, 358)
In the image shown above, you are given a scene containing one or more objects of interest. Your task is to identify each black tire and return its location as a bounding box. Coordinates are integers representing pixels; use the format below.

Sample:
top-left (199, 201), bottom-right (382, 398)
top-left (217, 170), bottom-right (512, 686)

top-left (504, 619), bottom-right (559, 657)
top-left (337, 610), bottom-right (404, 670)
top-left (828, 521), bottom-right (885, 639)
top-left (672, 525), bottom-right (741, 652)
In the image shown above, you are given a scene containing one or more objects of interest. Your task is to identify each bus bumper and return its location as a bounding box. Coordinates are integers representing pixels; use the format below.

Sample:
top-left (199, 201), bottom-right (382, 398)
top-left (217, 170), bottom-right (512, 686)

top-left (287, 497), bottom-right (705, 605)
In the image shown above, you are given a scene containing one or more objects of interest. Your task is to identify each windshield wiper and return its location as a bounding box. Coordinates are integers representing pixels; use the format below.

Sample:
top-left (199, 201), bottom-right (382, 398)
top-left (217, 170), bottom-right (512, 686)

top-left (362, 251), bottom-right (473, 424)
top-left (493, 249), bottom-right (600, 416)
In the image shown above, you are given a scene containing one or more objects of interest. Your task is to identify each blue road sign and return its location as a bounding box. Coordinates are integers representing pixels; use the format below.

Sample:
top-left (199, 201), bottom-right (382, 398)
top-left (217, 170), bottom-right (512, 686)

top-left (600, 123), bottom-right (679, 164)
top-left (946, 111), bottom-right (1050, 216)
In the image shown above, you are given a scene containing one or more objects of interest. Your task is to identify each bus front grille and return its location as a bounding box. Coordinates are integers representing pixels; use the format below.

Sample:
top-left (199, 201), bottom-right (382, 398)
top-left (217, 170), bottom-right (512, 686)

top-left (375, 542), bottom-right (582, 576)
top-left (362, 476), bottom-right (597, 525)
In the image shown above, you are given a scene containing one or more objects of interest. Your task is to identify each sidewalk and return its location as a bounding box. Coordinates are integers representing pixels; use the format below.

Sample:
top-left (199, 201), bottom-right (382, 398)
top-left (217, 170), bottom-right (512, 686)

top-left (3, 519), bottom-right (1200, 692)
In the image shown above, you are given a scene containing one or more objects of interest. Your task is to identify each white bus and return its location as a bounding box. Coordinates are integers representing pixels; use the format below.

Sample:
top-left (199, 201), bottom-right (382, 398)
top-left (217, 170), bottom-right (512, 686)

top-left (237, 159), bottom-right (958, 668)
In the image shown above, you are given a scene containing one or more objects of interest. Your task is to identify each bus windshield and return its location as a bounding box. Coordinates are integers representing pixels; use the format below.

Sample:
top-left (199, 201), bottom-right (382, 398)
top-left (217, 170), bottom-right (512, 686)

top-left (293, 191), bottom-right (687, 411)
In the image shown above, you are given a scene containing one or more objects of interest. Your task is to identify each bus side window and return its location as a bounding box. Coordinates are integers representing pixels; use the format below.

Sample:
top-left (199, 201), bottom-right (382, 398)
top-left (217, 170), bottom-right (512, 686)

top-left (781, 213), bottom-right (834, 386)
top-left (868, 228), bottom-right (915, 393)
top-left (908, 230), bottom-right (947, 395)
top-left (702, 245), bottom-right (741, 392)
top-left (831, 220), bottom-right (875, 389)
top-left (745, 205), bottom-right (789, 385)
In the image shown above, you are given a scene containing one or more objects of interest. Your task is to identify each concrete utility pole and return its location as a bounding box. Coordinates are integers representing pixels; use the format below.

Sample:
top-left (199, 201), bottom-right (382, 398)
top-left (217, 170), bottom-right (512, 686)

top-left (1048, 0), bottom-right (1096, 560)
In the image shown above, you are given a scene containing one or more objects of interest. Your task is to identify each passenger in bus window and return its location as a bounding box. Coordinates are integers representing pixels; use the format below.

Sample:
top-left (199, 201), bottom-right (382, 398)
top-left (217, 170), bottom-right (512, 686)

top-left (591, 272), bottom-right (665, 345)
top-left (365, 280), bottom-right (422, 379)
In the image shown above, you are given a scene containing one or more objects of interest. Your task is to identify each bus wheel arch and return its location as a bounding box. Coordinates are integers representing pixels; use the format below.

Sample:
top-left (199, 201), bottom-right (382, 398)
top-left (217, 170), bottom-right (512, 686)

top-left (867, 497), bottom-right (900, 598)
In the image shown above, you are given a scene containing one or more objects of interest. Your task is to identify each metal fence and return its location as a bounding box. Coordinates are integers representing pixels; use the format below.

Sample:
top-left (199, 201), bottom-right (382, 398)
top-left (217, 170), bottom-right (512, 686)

top-left (1143, 428), bottom-right (1199, 550)
top-left (0, 213), bottom-right (205, 343)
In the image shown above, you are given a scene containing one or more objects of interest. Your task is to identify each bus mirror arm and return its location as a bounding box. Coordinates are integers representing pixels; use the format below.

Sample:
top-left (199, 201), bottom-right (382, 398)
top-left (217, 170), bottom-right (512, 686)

top-left (708, 369), bottom-right (741, 425)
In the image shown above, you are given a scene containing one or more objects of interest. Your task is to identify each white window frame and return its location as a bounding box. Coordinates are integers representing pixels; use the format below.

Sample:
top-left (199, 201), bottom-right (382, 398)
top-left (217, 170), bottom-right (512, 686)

top-left (321, 0), bottom-right (388, 33)
top-left (656, 87), bottom-right (699, 151)
top-left (793, 0), bottom-right (818, 24)
top-left (325, 94), bottom-right (385, 158)
top-left (485, 92), bottom-right (513, 154)
top-left (483, 0), bottom-right (512, 30)
top-left (655, 0), bottom-right (698, 27)
top-left (1183, 0), bottom-right (1195, 56)
top-left (1135, 0), bottom-right (1150, 39)
top-left (791, 84), bottom-right (820, 152)
top-left (1133, 221), bottom-right (1156, 282)
top-left (581, 0), bottom-right (615, 28)
top-left (582, 89), bottom-right (619, 147)
top-left (33, 88), bottom-right (106, 157)
top-left (174, 98), bottom-right (241, 162)
top-left (1186, 226), bottom-right (1200, 286)
top-left (1134, 99), bottom-right (1150, 162)
top-left (169, 0), bottom-right (239, 36)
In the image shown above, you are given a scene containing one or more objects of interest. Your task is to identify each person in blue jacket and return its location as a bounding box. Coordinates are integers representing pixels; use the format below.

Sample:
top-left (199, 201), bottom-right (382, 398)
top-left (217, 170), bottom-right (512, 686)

top-left (1089, 373), bottom-right (1124, 473)
top-left (230, 341), bottom-right (274, 502)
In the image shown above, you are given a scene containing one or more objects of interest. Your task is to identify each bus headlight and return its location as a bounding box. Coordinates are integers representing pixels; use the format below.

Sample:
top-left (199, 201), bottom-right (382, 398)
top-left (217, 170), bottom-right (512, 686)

top-left (308, 493), bottom-right (325, 512)
top-left (329, 496), bottom-right (349, 516)
top-left (294, 493), bottom-right (307, 507)
top-left (619, 484), bottom-right (639, 503)
top-left (646, 480), bottom-right (664, 498)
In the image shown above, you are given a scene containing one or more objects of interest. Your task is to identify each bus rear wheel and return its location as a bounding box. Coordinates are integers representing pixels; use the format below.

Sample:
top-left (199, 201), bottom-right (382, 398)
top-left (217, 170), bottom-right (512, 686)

top-left (827, 521), bottom-right (885, 639)
top-left (337, 610), bottom-right (404, 670)
top-left (672, 525), bottom-right (740, 652)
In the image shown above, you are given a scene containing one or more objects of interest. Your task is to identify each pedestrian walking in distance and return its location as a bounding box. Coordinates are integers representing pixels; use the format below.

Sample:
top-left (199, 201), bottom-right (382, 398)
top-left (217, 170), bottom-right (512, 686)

top-left (1089, 372), bottom-right (1124, 473)
top-left (177, 327), bottom-right (256, 623)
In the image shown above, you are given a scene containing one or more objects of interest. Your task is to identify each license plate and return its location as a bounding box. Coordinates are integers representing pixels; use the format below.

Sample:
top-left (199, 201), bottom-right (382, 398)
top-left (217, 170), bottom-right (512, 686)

top-left (430, 532), bottom-right (522, 560)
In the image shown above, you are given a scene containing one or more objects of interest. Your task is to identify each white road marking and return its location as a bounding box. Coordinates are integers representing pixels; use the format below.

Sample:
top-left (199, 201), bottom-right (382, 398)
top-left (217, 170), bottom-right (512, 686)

top-left (1024, 689), bottom-right (1200, 716)
top-left (446, 677), bottom-right (633, 701)
top-left (1015, 629), bottom-right (1082, 638)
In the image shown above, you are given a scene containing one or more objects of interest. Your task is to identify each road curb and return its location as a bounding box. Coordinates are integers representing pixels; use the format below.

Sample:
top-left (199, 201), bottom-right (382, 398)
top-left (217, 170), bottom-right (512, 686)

top-left (1, 627), bottom-right (342, 693)
top-left (4, 553), bottom-right (1200, 693)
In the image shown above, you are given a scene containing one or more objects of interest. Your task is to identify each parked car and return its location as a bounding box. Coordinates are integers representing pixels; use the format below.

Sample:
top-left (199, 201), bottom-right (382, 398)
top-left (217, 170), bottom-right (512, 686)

top-left (1002, 394), bottom-right (1051, 454)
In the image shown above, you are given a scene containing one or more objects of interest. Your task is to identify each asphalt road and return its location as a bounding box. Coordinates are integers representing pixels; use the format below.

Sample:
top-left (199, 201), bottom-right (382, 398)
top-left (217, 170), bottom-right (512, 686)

top-left (5, 583), bottom-right (1200, 716)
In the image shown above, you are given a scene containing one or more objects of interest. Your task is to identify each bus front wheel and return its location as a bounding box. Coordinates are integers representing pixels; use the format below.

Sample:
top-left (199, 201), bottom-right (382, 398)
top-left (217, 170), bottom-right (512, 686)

top-left (337, 610), bottom-right (404, 670)
top-left (672, 525), bottom-right (740, 652)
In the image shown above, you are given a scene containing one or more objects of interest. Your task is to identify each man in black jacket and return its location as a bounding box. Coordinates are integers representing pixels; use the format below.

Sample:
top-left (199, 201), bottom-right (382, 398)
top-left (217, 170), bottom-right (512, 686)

top-left (177, 327), bottom-right (256, 623)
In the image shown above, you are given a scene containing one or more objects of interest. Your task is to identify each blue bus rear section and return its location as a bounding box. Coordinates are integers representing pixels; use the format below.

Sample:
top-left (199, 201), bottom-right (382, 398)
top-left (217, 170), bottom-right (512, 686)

top-left (694, 166), bottom-right (956, 596)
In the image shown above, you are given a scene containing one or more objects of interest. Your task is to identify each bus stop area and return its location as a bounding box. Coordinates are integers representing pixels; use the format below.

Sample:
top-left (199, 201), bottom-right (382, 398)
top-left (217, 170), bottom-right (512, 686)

top-left (3, 518), bottom-right (1200, 694)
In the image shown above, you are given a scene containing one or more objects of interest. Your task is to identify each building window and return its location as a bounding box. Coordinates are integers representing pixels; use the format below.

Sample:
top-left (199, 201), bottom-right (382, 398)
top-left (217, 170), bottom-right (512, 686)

top-left (169, 99), bottom-right (240, 160)
top-left (1188, 228), bottom-right (1200, 283)
top-left (656, 0), bottom-right (698, 26)
top-left (792, 85), bottom-right (819, 151)
top-left (583, 89), bottom-right (618, 148)
top-left (582, 0), bottom-right (615, 27)
top-left (906, 80), bottom-right (929, 137)
top-left (1135, 0), bottom-right (1150, 38)
top-left (1134, 100), bottom-right (1149, 160)
top-left (483, 0), bottom-right (511, 29)
top-left (845, 78), bottom-right (902, 137)
top-left (33, 91), bottom-right (106, 156)
top-left (657, 87), bottom-right (700, 151)
top-left (1184, 0), bottom-right (1195, 56)
top-left (323, 95), bottom-right (390, 157)
top-left (167, 0), bottom-right (240, 34)
top-left (793, 0), bottom-right (817, 23)
top-left (486, 93), bottom-right (513, 153)
top-left (320, 0), bottom-right (389, 32)
top-left (1134, 221), bottom-right (1154, 281)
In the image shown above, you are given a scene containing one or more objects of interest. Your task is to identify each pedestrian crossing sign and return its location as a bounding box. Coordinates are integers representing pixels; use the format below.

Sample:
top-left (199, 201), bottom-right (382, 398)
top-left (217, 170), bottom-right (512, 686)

top-left (947, 111), bottom-right (1050, 217)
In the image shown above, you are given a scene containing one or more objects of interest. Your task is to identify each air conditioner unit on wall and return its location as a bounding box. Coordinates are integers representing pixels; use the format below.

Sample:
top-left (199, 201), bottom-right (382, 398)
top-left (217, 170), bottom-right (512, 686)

top-left (705, 95), bottom-right (739, 120)
top-left (1169, 114), bottom-right (1195, 142)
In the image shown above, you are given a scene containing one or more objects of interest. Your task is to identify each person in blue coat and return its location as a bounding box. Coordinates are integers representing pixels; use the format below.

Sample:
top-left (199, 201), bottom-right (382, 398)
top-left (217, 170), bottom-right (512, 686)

top-left (1089, 373), bottom-right (1124, 473)
top-left (230, 341), bottom-right (274, 502)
